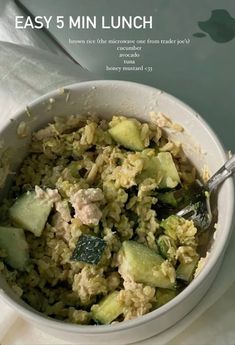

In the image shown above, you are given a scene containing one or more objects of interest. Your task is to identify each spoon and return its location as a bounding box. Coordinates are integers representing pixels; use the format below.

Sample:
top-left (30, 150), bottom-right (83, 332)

top-left (177, 154), bottom-right (235, 230)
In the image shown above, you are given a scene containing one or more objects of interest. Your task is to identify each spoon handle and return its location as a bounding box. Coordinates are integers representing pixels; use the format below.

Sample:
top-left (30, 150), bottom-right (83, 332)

top-left (207, 154), bottom-right (235, 192)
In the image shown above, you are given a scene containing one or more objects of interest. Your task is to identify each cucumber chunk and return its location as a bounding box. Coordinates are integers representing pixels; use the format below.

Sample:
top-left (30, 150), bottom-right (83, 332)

top-left (109, 119), bottom-right (145, 151)
top-left (0, 226), bottom-right (29, 270)
top-left (155, 288), bottom-right (178, 308)
top-left (176, 256), bottom-right (199, 282)
top-left (71, 234), bottom-right (106, 265)
top-left (119, 241), bottom-right (175, 289)
top-left (9, 192), bottom-right (52, 237)
top-left (140, 152), bottom-right (180, 189)
top-left (91, 291), bottom-right (123, 324)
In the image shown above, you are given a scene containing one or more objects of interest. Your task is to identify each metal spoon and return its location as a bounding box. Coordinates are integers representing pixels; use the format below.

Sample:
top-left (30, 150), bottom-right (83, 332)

top-left (177, 154), bottom-right (235, 230)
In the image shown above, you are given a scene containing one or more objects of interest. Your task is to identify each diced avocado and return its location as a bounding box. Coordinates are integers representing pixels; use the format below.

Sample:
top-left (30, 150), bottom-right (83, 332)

top-left (67, 161), bottom-right (80, 177)
top-left (9, 192), bottom-right (52, 237)
top-left (71, 235), bottom-right (106, 265)
top-left (0, 226), bottom-right (29, 270)
top-left (155, 288), bottom-right (178, 308)
top-left (157, 191), bottom-right (178, 207)
top-left (119, 241), bottom-right (175, 289)
top-left (157, 152), bottom-right (180, 188)
top-left (157, 235), bottom-right (177, 263)
top-left (139, 152), bottom-right (180, 189)
top-left (176, 255), bottom-right (199, 282)
top-left (91, 291), bottom-right (123, 324)
top-left (160, 215), bottom-right (183, 242)
top-left (139, 156), bottom-right (162, 181)
top-left (108, 119), bottom-right (145, 151)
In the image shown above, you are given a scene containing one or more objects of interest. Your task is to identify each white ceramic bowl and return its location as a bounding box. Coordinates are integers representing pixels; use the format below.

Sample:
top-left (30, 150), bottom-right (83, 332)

top-left (0, 80), bottom-right (234, 344)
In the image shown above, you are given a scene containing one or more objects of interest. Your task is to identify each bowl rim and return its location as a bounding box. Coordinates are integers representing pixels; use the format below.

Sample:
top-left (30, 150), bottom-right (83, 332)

top-left (0, 79), bottom-right (234, 334)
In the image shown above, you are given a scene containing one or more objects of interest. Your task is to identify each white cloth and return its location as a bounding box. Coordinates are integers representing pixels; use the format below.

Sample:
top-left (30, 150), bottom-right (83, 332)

top-left (0, 0), bottom-right (93, 120)
top-left (0, 1), bottom-right (234, 344)
top-left (0, 41), bottom-right (92, 121)
top-left (0, 0), bottom-right (68, 55)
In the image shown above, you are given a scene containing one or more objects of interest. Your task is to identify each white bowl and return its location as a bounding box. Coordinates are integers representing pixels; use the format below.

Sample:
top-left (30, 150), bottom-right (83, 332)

top-left (0, 80), bottom-right (234, 344)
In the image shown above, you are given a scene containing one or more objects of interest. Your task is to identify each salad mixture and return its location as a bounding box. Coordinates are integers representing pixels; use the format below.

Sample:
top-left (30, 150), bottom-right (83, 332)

top-left (0, 114), bottom-right (208, 325)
